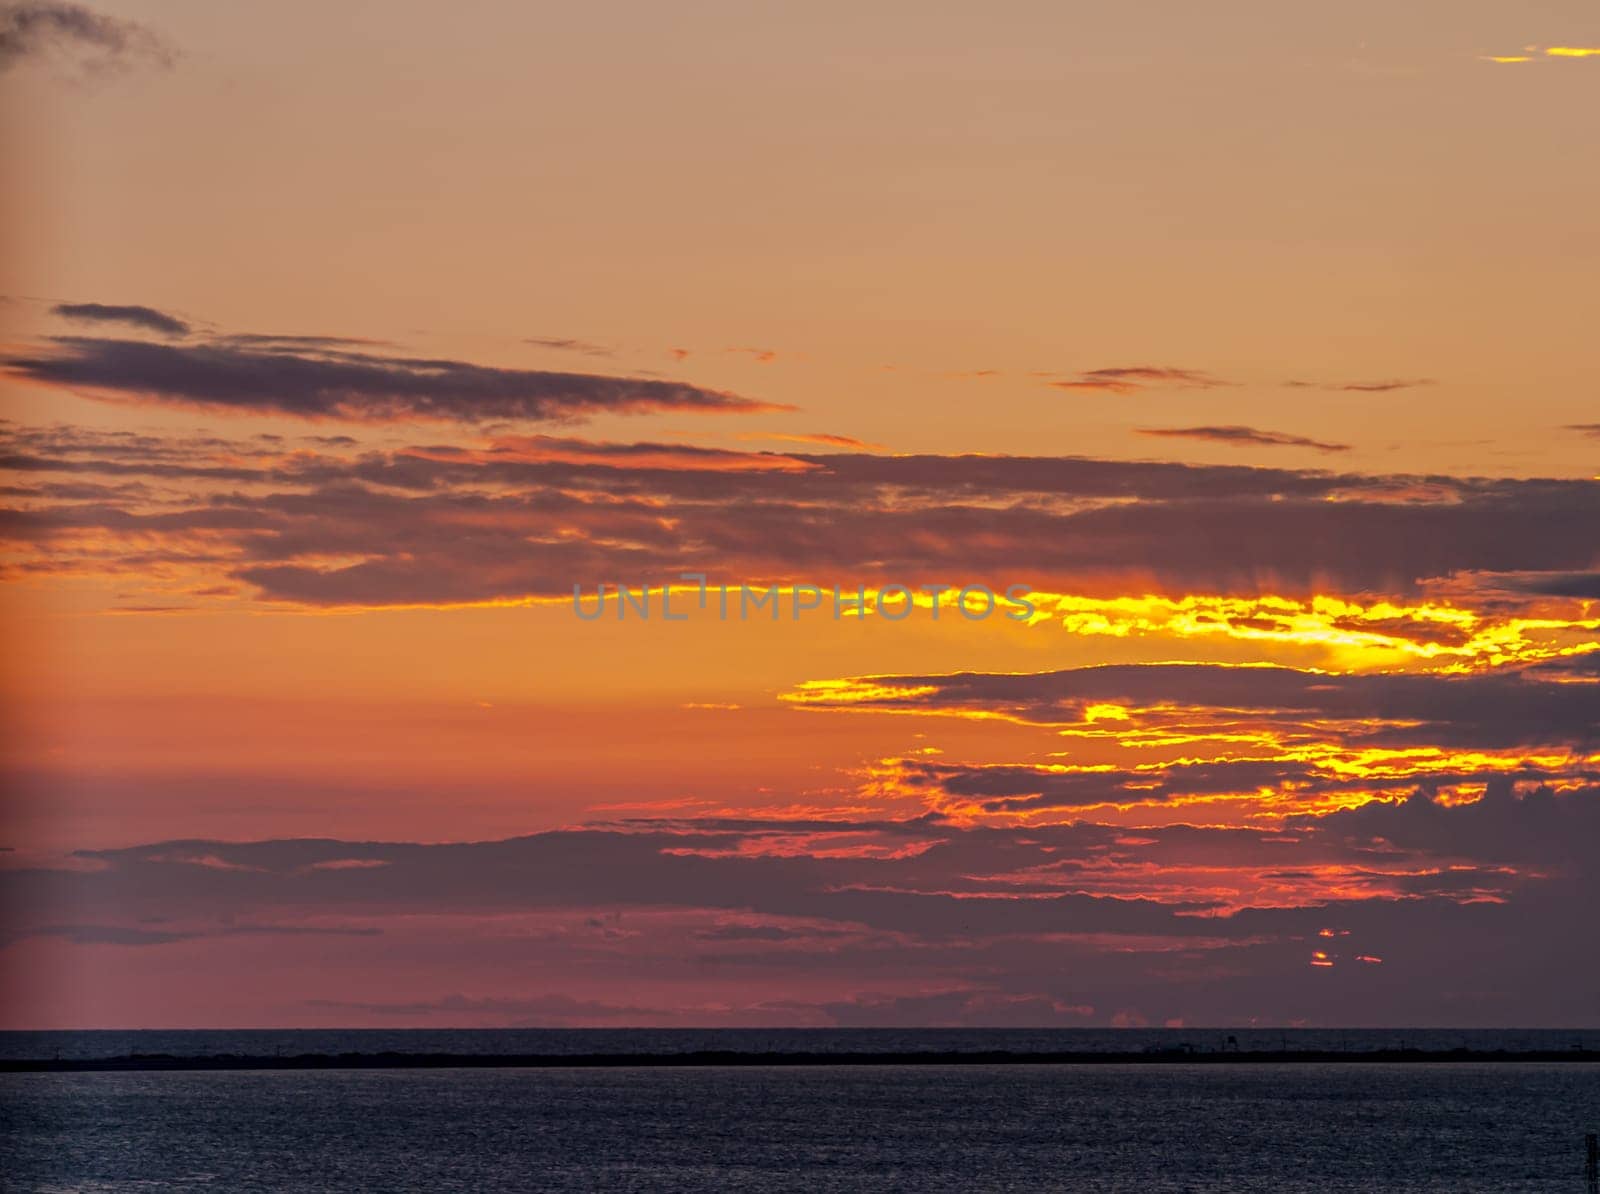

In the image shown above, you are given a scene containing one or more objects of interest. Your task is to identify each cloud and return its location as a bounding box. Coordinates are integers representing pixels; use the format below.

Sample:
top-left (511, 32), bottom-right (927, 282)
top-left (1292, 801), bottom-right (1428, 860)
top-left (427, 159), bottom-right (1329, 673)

top-left (0, 1), bottom-right (173, 74)
top-left (800, 989), bottom-right (1097, 1028)
top-left (5, 423), bottom-right (1600, 606)
top-left (215, 333), bottom-right (392, 350)
top-left (793, 649), bottom-right (1600, 858)
top-left (5, 797), bottom-right (1598, 1026)
top-left (1480, 46), bottom-right (1600, 64)
top-left (21, 924), bottom-right (193, 947)
top-left (524, 337), bottom-right (614, 358)
top-left (1307, 777), bottom-right (1600, 868)
top-left (1502, 571), bottom-right (1600, 600)
top-left (789, 655), bottom-right (1600, 753)
top-left (420, 433), bottom-right (821, 474)
top-left (4, 336), bottom-right (787, 424)
top-left (52, 302), bottom-right (189, 337)
top-left (1136, 426), bottom-right (1351, 454)
top-left (5, 921), bottom-right (381, 948)
top-left (1050, 366), bottom-right (1231, 395)
top-left (304, 992), bottom-right (665, 1025)
top-left (1567, 424), bottom-right (1600, 438)
top-left (738, 432), bottom-right (886, 451)
top-left (882, 754), bottom-right (1598, 827)
top-left (1283, 379), bottom-right (1434, 393)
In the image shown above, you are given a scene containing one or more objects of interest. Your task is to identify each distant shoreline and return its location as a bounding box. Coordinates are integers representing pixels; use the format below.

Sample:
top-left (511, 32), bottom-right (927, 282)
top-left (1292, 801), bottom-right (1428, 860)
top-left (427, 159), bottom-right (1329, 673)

top-left (7, 1048), bottom-right (1600, 1073)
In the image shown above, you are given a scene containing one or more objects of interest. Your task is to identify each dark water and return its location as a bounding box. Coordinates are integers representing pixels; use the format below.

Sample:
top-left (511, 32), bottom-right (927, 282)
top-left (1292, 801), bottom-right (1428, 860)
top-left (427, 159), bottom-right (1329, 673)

top-left (3, 1063), bottom-right (1600, 1192)
top-left (2, 1026), bottom-right (1595, 1061)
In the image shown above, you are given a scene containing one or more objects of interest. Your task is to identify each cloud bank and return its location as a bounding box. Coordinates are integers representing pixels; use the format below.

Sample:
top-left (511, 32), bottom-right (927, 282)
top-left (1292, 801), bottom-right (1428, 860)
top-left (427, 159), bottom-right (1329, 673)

top-left (4, 424), bottom-right (1598, 607)
top-left (5, 789), bottom-right (1597, 1026)
top-left (0, 1), bottom-right (173, 74)
top-left (1136, 425), bottom-right (1351, 453)
top-left (6, 337), bottom-right (784, 424)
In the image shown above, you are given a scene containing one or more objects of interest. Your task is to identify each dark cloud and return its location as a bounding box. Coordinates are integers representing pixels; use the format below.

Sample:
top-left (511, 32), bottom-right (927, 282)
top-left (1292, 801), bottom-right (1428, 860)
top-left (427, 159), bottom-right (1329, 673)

top-left (4, 796), bottom-right (1596, 1025)
top-left (1567, 424), bottom-right (1600, 438)
top-left (4, 337), bottom-right (785, 424)
top-left (305, 993), bottom-right (663, 1025)
top-left (887, 756), bottom-right (1599, 819)
top-left (22, 924), bottom-right (192, 947)
top-left (741, 431), bottom-right (886, 451)
top-left (891, 759), bottom-right (1291, 811)
top-left (0, 1), bottom-right (173, 73)
top-left (1136, 425), bottom-right (1351, 453)
top-left (4, 424), bottom-right (1598, 605)
top-left (1284, 379), bottom-right (1435, 393)
top-left (228, 487), bottom-right (1594, 604)
top-left (524, 337), bottom-right (615, 358)
top-left (215, 333), bottom-right (393, 350)
top-left (1050, 366), bottom-right (1231, 395)
top-left (3, 827), bottom-right (1208, 944)
top-left (1503, 571), bottom-right (1600, 599)
top-left (4, 921), bottom-right (380, 948)
top-left (692, 923), bottom-right (846, 942)
top-left (800, 989), bottom-right (1096, 1028)
top-left (52, 302), bottom-right (189, 337)
top-left (1306, 776), bottom-right (1600, 868)
top-left (794, 656), bottom-right (1600, 752)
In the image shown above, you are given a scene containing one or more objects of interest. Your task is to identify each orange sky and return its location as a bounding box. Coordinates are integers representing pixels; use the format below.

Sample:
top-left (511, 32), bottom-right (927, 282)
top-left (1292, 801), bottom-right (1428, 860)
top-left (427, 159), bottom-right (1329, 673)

top-left (1, 1), bottom-right (1597, 1030)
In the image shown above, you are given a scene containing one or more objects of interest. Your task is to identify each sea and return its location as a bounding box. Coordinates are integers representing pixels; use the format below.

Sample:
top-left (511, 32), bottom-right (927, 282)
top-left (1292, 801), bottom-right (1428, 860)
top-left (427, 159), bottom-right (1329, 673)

top-left (3, 1030), bottom-right (1599, 1192)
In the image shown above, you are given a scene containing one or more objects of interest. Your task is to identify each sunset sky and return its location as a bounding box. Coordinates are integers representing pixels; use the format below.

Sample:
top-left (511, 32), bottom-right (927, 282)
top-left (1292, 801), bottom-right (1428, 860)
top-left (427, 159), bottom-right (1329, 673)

top-left (2, 0), bottom-right (1598, 1030)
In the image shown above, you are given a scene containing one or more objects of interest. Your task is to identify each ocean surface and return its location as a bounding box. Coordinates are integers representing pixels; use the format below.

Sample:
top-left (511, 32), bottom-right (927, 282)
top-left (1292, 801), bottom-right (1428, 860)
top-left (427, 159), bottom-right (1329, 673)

top-left (2, 1033), bottom-right (1599, 1192)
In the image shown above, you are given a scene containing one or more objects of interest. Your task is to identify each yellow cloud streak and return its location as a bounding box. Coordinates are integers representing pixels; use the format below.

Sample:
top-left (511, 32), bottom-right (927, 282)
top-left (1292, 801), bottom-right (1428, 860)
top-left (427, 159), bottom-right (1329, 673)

top-left (1027, 590), bottom-right (1598, 672)
top-left (1482, 46), bottom-right (1600, 62)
